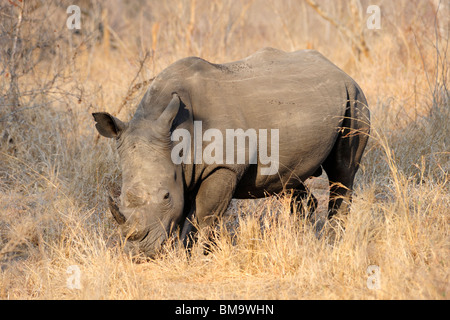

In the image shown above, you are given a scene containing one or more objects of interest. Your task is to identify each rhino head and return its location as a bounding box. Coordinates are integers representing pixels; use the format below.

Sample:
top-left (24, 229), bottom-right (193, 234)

top-left (93, 93), bottom-right (185, 257)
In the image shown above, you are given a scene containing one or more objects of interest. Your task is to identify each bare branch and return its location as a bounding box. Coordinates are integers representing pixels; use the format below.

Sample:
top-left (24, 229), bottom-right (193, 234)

top-left (303, 0), bottom-right (370, 59)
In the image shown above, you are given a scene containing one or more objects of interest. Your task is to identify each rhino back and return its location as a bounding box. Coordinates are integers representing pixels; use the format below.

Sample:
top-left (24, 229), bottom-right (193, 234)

top-left (188, 49), bottom-right (352, 192)
top-left (134, 48), bottom-right (360, 195)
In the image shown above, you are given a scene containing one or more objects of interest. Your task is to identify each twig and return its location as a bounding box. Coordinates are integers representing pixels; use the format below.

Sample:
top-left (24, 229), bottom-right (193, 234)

top-left (224, 0), bottom-right (255, 48)
top-left (106, 24), bottom-right (133, 57)
top-left (8, 0), bottom-right (25, 107)
top-left (303, 0), bottom-right (370, 59)
top-left (116, 51), bottom-right (153, 116)
top-left (0, 104), bottom-right (42, 122)
top-left (1, 151), bottom-right (74, 206)
top-left (186, 0), bottom-right (196, 53)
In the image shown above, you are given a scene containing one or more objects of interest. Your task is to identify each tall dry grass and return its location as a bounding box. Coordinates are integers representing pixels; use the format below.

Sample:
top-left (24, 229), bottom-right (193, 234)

top-left (0, 0), bottom-right (448, 299)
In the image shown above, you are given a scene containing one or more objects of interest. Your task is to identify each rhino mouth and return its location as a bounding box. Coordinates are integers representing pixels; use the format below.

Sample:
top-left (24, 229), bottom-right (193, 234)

top-left (108, 196), bottom-right (165, 242)
top-left (108, 191), bottom-right (186, 257)
top-left (138, 229), bottom-right (151, 243)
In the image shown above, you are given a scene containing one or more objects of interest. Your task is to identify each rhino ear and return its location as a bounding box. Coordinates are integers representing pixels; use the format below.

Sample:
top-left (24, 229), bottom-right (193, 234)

top-left (156, 93), bottom-right (180, 131)
top-left (92, 112), bottom-right (127, 138)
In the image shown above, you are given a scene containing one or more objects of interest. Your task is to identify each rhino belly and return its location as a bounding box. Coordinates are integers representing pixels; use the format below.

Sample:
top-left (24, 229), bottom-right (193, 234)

top-left (233, 117), bottom-right (339, 199)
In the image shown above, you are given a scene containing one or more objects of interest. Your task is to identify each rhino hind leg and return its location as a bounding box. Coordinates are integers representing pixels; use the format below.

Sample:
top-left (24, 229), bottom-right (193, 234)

top-left (324, 168), bottom-right (355, 219)
top-left (322, 101), bottom-right (369, 219)
top-left (290, 186), bottom-right (318, 220)
top-left (322, 132), bottom-right (363, 219)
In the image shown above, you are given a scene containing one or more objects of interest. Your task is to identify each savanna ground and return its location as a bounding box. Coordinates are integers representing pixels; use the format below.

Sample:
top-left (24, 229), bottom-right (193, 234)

top-left (0, 0), bottom-right (448, 300)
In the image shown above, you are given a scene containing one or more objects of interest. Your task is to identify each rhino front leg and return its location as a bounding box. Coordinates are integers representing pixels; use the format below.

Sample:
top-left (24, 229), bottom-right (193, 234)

top-left (195, 168), bottom-right (238, 229)
top-left (181, 168), bottom-right (238, 251)
top-left (180, 202), bottom-right (196, 247)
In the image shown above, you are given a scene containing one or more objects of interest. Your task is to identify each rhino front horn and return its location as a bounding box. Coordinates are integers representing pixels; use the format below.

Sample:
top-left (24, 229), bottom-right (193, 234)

top-left (108, 195), bottom-right (126, 225)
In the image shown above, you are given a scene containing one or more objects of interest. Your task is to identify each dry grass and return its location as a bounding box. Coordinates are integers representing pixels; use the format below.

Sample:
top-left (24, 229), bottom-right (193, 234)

top-left (0, 0), bottom-right (448, 299)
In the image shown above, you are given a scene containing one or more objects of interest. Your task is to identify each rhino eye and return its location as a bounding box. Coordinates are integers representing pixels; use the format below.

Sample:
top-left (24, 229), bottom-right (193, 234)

top-left (163, 192), bottom-right (170, 200)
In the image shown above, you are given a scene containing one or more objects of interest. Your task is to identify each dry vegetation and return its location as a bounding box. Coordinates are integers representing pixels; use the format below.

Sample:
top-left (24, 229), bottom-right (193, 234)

top-left (0, 0), bottom-right (448, 299)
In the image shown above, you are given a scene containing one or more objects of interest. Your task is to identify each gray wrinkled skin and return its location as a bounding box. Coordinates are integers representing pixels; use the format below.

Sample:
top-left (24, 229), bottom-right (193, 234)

top-left (93, 48), bottom-right (370, 257)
